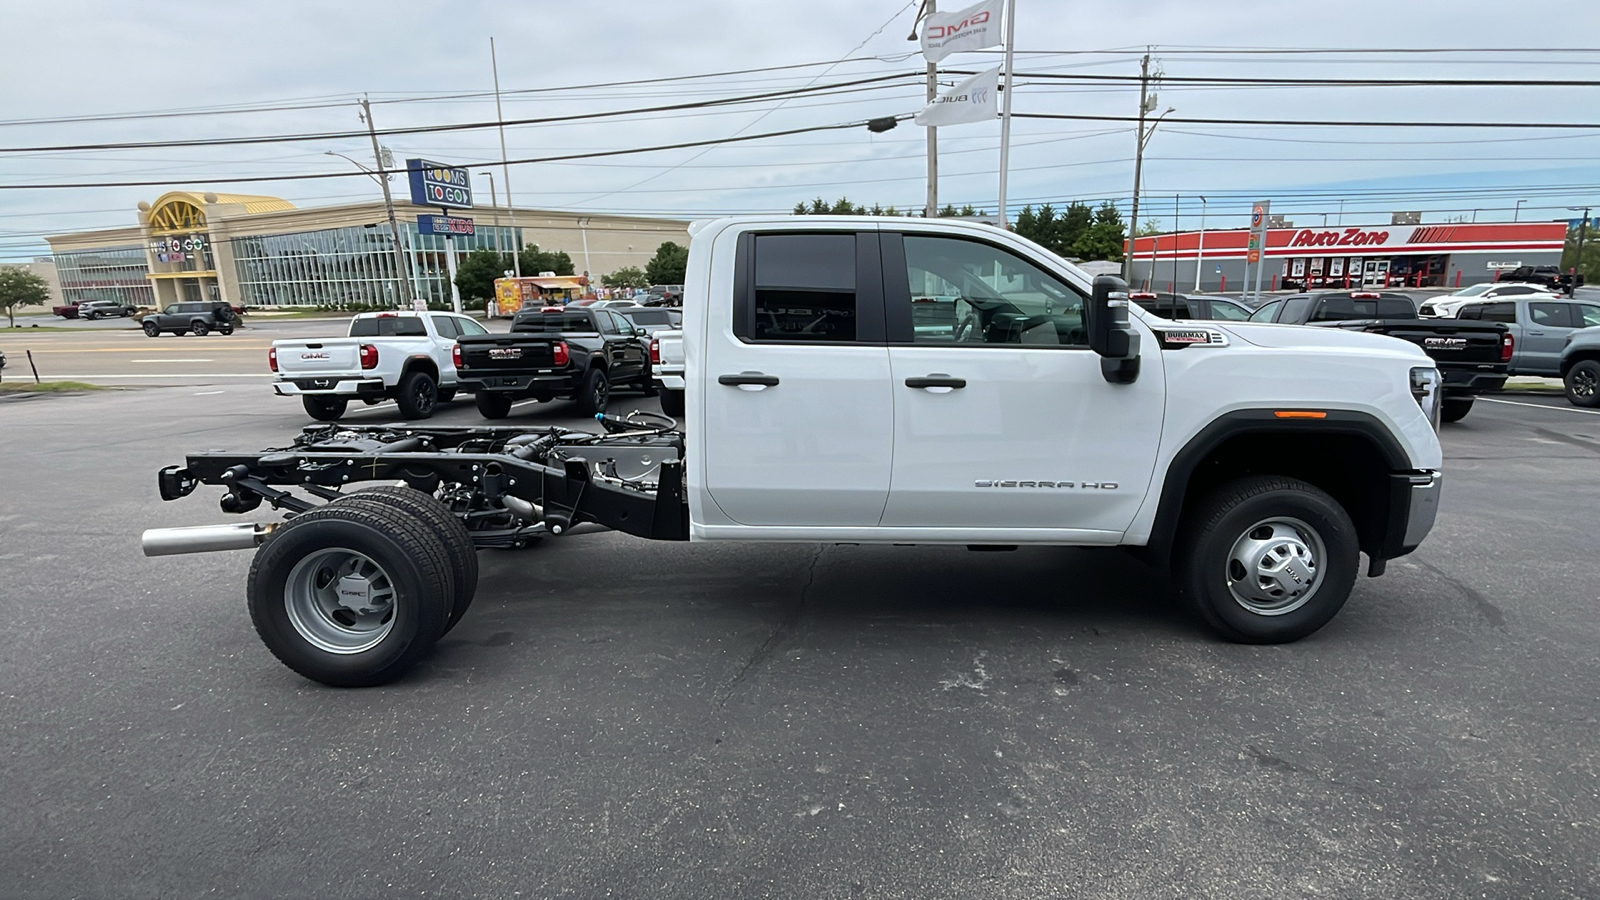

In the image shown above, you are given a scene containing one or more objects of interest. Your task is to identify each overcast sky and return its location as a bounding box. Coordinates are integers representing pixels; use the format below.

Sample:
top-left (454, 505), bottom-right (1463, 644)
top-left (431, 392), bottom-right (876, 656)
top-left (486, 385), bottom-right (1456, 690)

top-left (2, 0), bottom-right (1598, 261)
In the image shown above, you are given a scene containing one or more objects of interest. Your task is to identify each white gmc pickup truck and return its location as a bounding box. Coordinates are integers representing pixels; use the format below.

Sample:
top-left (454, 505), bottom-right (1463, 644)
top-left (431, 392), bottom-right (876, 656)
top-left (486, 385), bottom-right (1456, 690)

top-left (147, 216), bottom-right (1445, 687)
top-left (269, 311), bottom-right (487, 421)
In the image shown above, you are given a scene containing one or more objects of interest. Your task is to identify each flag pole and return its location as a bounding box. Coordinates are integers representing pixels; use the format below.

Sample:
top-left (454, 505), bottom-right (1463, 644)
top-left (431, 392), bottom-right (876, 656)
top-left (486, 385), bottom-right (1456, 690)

top-left (996, 0), bottom-right (1017, 226)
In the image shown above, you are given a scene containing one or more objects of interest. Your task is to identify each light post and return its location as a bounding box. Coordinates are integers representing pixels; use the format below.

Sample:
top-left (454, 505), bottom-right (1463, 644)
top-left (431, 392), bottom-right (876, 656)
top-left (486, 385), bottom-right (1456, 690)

top-left (1514, 199), bottom-right (1527, 222)
top-left (1125, 97), bottom-right (1175, 280)
top-left (326, 145), bottom-right (412, 307)
top-left (478, 171), bottom-right (501, 256)
top-left (1194, 195), bottom-right (1207, 291)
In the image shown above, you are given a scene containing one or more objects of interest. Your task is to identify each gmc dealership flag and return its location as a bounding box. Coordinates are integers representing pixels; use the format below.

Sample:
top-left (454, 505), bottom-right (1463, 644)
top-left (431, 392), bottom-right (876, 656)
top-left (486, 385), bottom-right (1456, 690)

top-left (919, 0), bottom-right (1003, 63)
top-left (915, 66), bottom-right (1000, 126)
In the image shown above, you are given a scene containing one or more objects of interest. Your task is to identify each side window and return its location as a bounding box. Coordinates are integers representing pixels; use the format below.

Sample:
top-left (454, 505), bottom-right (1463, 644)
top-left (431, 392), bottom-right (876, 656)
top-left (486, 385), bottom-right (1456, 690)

top-left (1502, 285), bottom-right (1535, 296)
top-left (1208, 301), bottom-right (1250, 321)
top-left (1578, 304), bottom-right (1600, 328)
top-left (1248, 299), bottom-right (1283, 322)
top-left (898, 235), bottom-right (1086, 346)
top-left (456, 317), bottom-right (488, 336)
top-left (1281, 296), bottom-right (1316, 322)
top-left (1478, 302), bottom-right (1517, 323)
top-left (430, 315), bottom-right (458, 339)
top-left (747, 233), bottom-right (858, 343)
top-left (1530, 302), bottom-right (1574, 328)
top-left (595, 312), bottom-right (619, 335)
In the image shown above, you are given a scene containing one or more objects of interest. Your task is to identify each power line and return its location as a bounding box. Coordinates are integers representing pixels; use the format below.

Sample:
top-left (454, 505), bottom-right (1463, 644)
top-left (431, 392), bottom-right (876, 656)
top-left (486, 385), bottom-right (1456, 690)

top-left (1015, 113), bottom-right (1600, 129)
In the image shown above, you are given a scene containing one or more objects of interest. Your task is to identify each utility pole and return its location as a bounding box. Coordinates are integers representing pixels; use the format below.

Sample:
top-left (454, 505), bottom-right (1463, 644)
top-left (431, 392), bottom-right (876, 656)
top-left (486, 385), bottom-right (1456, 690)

top-left (996, 0), bottom-right (1017, 226)
top-left (1194, 195), bottom-right (1206, 291)
top-left (922, 0), bottom-right (938, 217)
top-left (491, 37), bottom-right (522, 278)
top-left (1570, 206), bottom-right (1592, 292)
top-left (359, 95), bottom-right (414, 307)
top-left (1124, 52), bottom-right (1150, 280)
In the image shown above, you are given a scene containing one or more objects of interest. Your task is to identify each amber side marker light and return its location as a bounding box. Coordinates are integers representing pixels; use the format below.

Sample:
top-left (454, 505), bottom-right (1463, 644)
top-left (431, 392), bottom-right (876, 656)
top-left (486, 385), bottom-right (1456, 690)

top-left (1274, 410), bottom-right (1328, 419)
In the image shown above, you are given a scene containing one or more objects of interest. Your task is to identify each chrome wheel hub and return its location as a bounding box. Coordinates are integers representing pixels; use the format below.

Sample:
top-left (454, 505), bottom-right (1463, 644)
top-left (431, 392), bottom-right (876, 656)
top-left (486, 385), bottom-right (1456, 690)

top-left (285, 548), bottom-right (396, 654)
top-left (1225, 517), bottom-right (1325, 616)
top-left (1574, 369), bottom-right (1597, 398)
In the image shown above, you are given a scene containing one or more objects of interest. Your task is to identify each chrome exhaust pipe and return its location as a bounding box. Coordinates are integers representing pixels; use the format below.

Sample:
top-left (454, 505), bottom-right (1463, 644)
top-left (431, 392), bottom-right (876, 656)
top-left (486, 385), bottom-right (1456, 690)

top-left (141, 522), bottom-right (278, 557)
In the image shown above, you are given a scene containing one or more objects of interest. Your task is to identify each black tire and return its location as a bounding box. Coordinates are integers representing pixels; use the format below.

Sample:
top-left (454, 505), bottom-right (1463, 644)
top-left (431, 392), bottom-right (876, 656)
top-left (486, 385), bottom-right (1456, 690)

top-left (658, 388), bottom-right (685, 418)
top-left (302, 395), bottom-right (348, 421)
top-left (531, 389), bottom-right (555, 403)
top-left (640, 361), bottom-right (658, 396)
top-left (1440, 397), bottom-right (1474, 423)
top-left (336, 487), bottom-right (478, 635)
top-left (247, 502), bottom-right (453, 687)
top-left (394, 369), bottom-right (438, 420)
top-left (218, 324), bottom-right (234, 336)
top-left (85, 312), bottom-right (99, 321)
top-left (142, 320), bottom-right (160, 337)
top-left (1565, 360), bottom-right (1600, 408)
top-left (573, 366), bottom-right (610, 416)
top-left (475, 391), bottom-right (513, 419)
top-left (437, 387), bottom-right (456, 404)
top-left (1176, 475), bottom-right (1359, 644)
top-left (190, 321), bottom-right (209, 337)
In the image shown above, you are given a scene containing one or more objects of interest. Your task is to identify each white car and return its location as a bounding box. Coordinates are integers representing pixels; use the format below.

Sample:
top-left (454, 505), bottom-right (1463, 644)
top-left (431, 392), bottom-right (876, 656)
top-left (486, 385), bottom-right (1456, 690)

top-left (1419, 282), bottom-right (1560, 318)
top-left (148, 216), bottom-right (1447, 686)
top-left (269, 311), bottom-right (488, 421)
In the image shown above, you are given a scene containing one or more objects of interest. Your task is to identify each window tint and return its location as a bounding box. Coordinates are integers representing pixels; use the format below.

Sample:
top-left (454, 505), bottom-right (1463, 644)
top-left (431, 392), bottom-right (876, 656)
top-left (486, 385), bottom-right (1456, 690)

top-left (430, 315), bottom-right (458, 338)
top-left (1248, 300), bottom-right (1283, 322)
top-left (511, 313), bottom-right (597, 334)
top-left (900, 235), bottom-right (1085, 346)
top-left (1579, 304), bottom-right (1600, 328)
top-left (456, 317), bottom-right (488, 336)
top-left (349, 316), bottom-right (427, 337)
top-left (620, 309), bottom-right (671, 326)
top-left (1501, 285), bottom-right (1536, 295)
top-left (1207, 301), bottom-right (1251, 321)
top-left (1529, 302), bottom-right (1574, 328)
top-left (1281, 296), bottom-right (1315, 322)
top-left (750, 233), bottom-right (857, 342)
top-left (1474, 302), bottom-right (1517, 323)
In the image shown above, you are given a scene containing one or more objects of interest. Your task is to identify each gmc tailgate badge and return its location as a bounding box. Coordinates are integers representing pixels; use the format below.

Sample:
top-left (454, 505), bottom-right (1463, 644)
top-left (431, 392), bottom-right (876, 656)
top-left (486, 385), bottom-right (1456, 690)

top-left (1424, 337), bottom-right (1468, 351)
top-left (489, 348), bottom-right (522, 360)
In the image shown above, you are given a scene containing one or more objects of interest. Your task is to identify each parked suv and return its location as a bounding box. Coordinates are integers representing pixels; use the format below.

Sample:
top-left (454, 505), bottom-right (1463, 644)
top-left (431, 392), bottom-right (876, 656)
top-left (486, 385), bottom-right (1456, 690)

top-left (79, 300), bottom-right (138, 320)
top-left (141, 302), bottom-right (236, 337)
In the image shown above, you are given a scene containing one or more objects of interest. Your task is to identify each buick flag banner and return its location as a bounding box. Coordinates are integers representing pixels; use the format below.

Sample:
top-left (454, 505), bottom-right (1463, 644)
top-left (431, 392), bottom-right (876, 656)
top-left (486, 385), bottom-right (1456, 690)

top-left (919, 0), bottom-right (1003, 64)
top-left (914, 66), bottom-right (1000, 126)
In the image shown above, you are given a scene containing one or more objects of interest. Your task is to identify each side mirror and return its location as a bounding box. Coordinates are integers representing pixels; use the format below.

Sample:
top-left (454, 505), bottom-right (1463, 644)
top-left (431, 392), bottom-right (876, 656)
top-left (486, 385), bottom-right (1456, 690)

top-left (1087, 275), bottom-right (1140, 384)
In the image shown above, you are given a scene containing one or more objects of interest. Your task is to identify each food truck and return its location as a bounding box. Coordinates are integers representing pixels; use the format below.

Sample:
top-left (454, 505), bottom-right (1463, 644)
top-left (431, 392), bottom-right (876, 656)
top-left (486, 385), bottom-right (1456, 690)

top-left (491, 275), bottom-right (592, 316)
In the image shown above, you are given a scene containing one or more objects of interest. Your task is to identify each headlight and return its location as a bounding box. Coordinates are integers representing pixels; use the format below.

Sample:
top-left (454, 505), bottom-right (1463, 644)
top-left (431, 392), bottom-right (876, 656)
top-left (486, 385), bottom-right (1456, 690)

top-left (1410, 366), bottom-right (1442, 431)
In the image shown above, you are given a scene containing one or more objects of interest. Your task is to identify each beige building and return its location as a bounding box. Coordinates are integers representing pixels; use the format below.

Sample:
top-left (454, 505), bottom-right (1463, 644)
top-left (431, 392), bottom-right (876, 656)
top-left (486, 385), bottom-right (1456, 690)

top-left (0, 259), bottom-right (62, 304)
top-left (45, 191), bottom-right (689, 309)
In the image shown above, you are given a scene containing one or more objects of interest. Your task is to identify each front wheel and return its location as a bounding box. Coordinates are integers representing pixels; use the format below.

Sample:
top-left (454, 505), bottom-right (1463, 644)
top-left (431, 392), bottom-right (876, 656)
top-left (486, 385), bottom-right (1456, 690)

top-left (475, 391), bottom-right (512, 419)
top-left (573, 367), bottom-right (610, 416)
top-left (1177, 475), bottom-right (1359, 644)
top-left (302, 395), bottom-right (348, 421)
top-left (142, 321), bottom-right (160, 337)
top-left (1565, 360), bottom-right (1600, 408)
top-left (247, 503), bottom-right (454, 687)
top-left (1440, 397), bottom-right (1474, 423)
top-left (394, 370), bottom-right (438, 419)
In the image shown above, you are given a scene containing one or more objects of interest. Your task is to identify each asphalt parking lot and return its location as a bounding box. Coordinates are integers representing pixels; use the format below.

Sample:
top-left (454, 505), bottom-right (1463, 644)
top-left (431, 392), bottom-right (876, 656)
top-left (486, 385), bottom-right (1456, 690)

top-left (2, 384), bottom-right (1598, 898)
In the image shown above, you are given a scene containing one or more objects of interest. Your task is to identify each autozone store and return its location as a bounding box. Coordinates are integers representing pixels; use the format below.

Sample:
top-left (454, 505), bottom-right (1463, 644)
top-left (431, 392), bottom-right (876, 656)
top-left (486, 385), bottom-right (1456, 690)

top-left (1127, 222), bottom-right (1568, 293)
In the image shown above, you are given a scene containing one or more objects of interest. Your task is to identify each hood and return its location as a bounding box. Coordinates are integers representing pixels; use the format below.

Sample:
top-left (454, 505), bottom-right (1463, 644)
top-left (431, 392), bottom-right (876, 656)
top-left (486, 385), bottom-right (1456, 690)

top-left (1213, 321), bottom-right (1431, 360)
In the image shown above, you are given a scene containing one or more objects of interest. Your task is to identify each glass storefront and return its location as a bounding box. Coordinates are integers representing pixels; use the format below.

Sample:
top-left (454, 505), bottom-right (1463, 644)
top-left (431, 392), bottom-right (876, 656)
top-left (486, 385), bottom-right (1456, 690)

top-left (231, 221), bottom-right (522, 308)
top-left (53, 246), bottom-right (155, 306)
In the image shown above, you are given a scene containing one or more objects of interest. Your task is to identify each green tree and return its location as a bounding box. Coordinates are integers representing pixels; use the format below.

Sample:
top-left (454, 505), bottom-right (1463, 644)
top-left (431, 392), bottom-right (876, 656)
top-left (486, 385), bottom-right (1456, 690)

top-left (1135, 218), bottom-right (1163, 237)
top-left (1562, 226), bottom-right (1600, 283)
top-left (517, 244), bottom-right (575, 276)
top-left (0, 267), bottom-right (50, 328)
top-left (453, 248), bottom-right (513, 302)
top-left (1071, 202), bottom-right (1128, 262)
top-left (645, 241), bottom-right (690, 285)
top-left (938, 204), bottom-right (958, 218)
top-left (602, 266), bottom-right (649, 289)
top-left (1059, 202), bottom-right (1094, 253)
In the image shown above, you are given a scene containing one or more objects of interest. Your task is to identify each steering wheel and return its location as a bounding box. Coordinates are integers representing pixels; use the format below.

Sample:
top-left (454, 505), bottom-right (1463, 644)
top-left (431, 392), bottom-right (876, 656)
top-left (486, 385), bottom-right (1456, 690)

top-left (953, 311), bottom-right (977, 343)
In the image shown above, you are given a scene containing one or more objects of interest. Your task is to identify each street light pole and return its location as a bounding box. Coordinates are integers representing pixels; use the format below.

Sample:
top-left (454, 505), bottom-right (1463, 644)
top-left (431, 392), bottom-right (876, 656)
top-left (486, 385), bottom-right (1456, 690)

top-left (352, 98), bottom-right (412, 307)
top-left (478, 171), bottom-right (500, 256)
top-left (491, 37), bottom-right (522, 278)
top-left (1569, 206), bottom-right (1592, 293)
top-left (1514, 199), bottom-right (1527, 222)
top-left (1194, 195), bottom-right (1206, 291)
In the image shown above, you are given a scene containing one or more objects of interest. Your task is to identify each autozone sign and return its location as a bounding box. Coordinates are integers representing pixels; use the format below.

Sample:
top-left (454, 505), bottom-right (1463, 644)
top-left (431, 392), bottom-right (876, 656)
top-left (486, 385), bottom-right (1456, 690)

top-left (1290, 228), bottom-right (1393, 248)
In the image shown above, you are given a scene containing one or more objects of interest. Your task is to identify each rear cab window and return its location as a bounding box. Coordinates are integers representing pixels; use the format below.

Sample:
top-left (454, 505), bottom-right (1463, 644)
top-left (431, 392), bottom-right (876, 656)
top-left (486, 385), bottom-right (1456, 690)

top-left (511, 312), bottom-right (598, 334)
top-left (349, 315), bottom-right (427, 337)
top-left (735, 232), bottom-right (881, 343)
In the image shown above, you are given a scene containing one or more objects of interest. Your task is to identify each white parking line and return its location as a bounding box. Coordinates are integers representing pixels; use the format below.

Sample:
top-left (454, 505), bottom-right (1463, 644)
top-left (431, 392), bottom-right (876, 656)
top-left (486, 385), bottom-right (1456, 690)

top-left (34, 373), bottom-right (273, 379)
top-left (1481, 397), bottom-right (1600, 416)
top-left (193, 390), bottom-right (226, 396)
top-left (131, 359), bottom-right (213, 363)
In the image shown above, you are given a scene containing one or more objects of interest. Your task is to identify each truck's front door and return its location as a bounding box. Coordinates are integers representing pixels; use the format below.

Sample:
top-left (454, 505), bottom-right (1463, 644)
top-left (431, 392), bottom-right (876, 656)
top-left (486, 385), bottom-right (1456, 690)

top-left (878, 231), bottom-right (1166, 536)
top-left (699, 230), bottom-right (893, 527)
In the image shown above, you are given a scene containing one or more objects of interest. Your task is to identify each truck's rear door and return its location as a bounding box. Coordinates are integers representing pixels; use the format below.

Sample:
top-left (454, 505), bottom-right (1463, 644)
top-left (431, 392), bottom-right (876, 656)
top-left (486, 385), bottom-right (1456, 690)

top-left (698, 229), bottom-right (893, 527)
top-left (274, 339), bottom-right (363, 378)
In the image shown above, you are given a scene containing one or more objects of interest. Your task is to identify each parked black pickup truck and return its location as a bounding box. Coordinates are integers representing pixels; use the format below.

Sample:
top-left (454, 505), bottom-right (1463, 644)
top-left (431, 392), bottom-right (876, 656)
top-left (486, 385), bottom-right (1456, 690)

top-left (1249, 291), bottom-right (1510, 422)
top-left (1496, 265), bottom-right (1581, 296)
top-left (456, 307), bottom-right (653, 419)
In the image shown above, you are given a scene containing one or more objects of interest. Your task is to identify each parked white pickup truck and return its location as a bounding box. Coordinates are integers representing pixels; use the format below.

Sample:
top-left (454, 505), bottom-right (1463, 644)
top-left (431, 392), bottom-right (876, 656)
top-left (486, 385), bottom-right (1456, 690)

top-left (269, 311), bottom-right (487, 421)
top-left (649, 328), bottom-right (685, 417)
top-left (148, 216), bottom-right (1445, 687)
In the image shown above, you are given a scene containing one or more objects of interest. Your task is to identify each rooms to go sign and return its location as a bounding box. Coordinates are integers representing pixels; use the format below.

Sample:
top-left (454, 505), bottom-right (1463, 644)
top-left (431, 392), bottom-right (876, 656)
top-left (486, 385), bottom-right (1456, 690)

top-left (406, 159), bottom-right (473, 209)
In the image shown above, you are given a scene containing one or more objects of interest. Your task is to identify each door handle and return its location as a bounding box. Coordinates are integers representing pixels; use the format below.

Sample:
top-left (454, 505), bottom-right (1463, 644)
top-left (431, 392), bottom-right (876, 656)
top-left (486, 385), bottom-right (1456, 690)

top-left (905, 375), bottom-right (967, 390)
top-left (1528, 330), bottom-right (1545, 336)
top-left (718, 372), bottom-right (779, 388)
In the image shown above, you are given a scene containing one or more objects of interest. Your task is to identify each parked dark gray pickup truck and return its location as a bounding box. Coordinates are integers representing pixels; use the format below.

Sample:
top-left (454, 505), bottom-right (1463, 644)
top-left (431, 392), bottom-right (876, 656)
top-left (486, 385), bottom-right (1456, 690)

top-left (1249, 290), bottom-right (1510, 422)
top-left (455, 307), bottom-right (653, 419)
